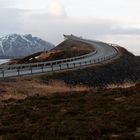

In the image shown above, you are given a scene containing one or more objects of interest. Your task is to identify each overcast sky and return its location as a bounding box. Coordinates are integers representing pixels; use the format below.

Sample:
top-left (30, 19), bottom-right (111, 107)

top-left (0, 0), bottom-right (140, 55)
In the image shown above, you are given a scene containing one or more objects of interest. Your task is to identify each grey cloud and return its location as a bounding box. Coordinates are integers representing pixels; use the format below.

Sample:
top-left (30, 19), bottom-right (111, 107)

top-left (28, 12), bottom-right (67, 20)
top-left (0, 8), bottom-right (24, 36)
top-left (19, 12), bottom-right (140, 44)
top-left (0, 7), bottom-right (139, 55)
top-left (0, 0), bottom-right (16, 8)
top-left (19, 12), bottom-right (140, 55)
top-left (110, 26), bottom-right (140, 35)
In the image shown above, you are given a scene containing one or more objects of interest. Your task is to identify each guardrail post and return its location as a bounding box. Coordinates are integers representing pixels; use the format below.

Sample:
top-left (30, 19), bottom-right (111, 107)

top-left (51, 64), bottom-right (53, 71)
top-left (41, 66), bottom-right (44, 72)
top-left (90, 60), bottom-right (92, 64)
top-left (31, 67), bottom-right (32, 74)
top-left (59, 64), bottom-right (61, 70)
top-left (67, 63), bottom-right (69, 69)
top-left (17, 69), bottom-right (20, 76)
top-left (2, 70), bottom-right (4, 78)
top-left (73, 63), bottom-right (75, 68)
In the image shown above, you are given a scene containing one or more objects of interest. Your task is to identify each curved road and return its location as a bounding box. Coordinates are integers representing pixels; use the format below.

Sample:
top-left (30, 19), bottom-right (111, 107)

top-left (65, 35), bottom-right (118, 64)
top-left (0, 35), bottom-right (119, 78)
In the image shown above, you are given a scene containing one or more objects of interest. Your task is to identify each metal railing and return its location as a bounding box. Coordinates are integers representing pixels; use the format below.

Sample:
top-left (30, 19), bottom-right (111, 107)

top-left (0, 50), bottom-right (97, 70)
top-left (0, 51), bottom-right (118, 78)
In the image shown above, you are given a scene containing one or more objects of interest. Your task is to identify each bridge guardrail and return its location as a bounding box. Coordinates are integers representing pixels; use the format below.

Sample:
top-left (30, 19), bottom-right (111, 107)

top-left (0, 49), bottom-right (97, 70)
top-left (0, 35), bottom-right (119, 78)
top-left (0, 50), bottom-right (118, 78)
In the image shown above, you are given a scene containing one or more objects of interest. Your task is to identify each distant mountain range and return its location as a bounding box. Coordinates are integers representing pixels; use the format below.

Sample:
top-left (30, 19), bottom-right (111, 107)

top-left (0, 34), bottom-right (55, 59)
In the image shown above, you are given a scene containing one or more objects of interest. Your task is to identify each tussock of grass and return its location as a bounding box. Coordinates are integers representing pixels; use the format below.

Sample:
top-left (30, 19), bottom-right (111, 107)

top-left (106, 81), bottom-right (136, 89)
top-left (0, 79), bottom-right (90, 100)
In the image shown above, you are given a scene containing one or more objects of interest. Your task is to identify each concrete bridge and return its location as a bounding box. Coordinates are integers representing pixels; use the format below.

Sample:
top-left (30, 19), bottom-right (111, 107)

top-left (0, 35), bottom-right (119, 78)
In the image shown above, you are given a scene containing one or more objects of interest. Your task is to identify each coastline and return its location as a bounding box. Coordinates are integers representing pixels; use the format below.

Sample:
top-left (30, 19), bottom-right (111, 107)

top-left (0, 59), bottom-right (10, 64)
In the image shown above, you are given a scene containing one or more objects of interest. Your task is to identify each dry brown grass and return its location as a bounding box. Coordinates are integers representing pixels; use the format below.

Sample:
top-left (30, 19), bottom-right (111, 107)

top-left (106, 81), bottom-right (136, 89)
top-left (37, 52), bottom-right (51, 61)
top-left (37, 51), bottom-right (59, 61)
top-left (0, 78), bottom-right (90, 100)
top-left (41, 80), bottom-right (89, 93)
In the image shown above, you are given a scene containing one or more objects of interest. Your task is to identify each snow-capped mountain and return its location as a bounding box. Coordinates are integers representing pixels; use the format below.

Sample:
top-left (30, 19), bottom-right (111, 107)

top-left (0, 34), bottom-right (55, 58)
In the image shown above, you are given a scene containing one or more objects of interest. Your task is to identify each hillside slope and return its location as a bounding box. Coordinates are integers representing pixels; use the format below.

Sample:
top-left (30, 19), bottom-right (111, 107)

top-left (37, 47), bottom-right (140, 87)
top-left (7, 38), bottom-right (94, 64)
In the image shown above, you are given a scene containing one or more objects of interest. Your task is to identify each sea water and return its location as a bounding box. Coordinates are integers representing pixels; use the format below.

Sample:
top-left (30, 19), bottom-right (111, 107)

top-left (0, 59), bottom-right (10, 64)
